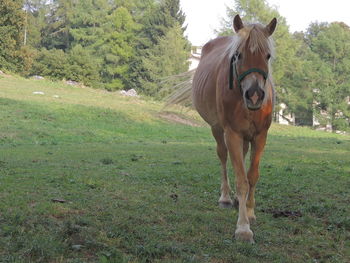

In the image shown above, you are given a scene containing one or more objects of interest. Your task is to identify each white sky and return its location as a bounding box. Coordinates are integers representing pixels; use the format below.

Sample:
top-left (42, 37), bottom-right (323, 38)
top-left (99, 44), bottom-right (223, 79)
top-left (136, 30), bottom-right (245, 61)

top-left (180, 0), bottom-right (350, 46)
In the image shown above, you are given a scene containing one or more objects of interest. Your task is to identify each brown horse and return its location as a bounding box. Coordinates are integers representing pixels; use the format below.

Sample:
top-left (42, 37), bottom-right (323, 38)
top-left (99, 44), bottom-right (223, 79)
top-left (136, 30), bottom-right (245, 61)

top-left (191, 15), bottom-right (277, 243)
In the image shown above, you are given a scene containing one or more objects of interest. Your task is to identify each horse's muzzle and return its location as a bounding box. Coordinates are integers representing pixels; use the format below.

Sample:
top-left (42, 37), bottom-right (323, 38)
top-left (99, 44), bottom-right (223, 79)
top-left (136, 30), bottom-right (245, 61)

top-left (244, 86), bottom-right (265, 111)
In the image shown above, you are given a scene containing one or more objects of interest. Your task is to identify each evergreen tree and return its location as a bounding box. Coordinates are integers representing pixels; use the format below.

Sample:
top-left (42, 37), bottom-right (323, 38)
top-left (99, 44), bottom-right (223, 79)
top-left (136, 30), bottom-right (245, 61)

top-left (159, 0), bottom-right (187, 31)
top-left (31, 48), bottom-right (70, 79)
top-left (42, 0), bottom-right (73, 50)
top-left (69, 0), bottom-right (110, 48)
top-left (141, 23), bottom-right (190, 97)
top-left (0, 0), bottom-right (25, 71)
top-left (100, 7), bottom-right (140, 91)
top-left (136, 0), bottom-right (190, 96)
top-left (67, 44), bottom-right (101, 86)
top-left (24, 0), bottom-right (48, 48)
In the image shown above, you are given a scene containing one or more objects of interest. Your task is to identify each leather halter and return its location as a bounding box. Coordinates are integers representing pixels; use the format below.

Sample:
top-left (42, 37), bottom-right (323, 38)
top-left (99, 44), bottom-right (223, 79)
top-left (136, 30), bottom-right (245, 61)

top-left (229, 54), bottom-right (268, 91)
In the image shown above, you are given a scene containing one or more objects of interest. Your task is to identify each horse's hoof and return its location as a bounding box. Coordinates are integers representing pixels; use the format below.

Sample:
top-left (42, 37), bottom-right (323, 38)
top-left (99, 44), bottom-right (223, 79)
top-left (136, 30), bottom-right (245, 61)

top-left (235, 228), bottom-right (254, 243)
top-left (218, 200), bottom-right (234, 208)
top-left (248, 216), bottom-right (257, 224)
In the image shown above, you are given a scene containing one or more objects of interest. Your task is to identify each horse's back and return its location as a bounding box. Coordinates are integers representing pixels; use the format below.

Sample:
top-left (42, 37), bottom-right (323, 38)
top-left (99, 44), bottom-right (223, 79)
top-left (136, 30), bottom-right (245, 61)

top-left (192, 36), bottom-right (232, 127)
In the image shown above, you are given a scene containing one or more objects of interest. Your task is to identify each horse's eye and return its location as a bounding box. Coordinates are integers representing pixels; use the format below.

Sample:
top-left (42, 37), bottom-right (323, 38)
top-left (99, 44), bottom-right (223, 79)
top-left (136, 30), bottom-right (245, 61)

top-left (267, 54), bottom-right (271, 60)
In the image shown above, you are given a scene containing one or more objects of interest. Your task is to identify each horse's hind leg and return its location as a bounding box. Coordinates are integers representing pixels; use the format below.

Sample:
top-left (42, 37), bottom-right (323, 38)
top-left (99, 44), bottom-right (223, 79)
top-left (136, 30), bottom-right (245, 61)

top-left (211, 126), bottom-right (233, 208)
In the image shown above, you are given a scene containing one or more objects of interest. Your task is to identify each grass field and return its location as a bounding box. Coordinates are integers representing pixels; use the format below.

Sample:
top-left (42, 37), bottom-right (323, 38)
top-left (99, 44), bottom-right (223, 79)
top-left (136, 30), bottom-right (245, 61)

top-left (0, 75), bottom-right (349, 262)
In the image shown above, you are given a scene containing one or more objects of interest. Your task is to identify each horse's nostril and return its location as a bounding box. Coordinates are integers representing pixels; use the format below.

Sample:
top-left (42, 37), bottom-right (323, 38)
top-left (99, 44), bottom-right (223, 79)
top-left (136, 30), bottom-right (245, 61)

top-left (245, 88), bottom-right (265, 105)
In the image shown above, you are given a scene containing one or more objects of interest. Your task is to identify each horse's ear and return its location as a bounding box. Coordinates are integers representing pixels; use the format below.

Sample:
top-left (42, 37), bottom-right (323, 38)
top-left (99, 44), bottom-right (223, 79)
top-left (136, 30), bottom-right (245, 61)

top-left (233, 15), bottom-right (244, 33)
top-left (266, 18), bottom-right (277, 36)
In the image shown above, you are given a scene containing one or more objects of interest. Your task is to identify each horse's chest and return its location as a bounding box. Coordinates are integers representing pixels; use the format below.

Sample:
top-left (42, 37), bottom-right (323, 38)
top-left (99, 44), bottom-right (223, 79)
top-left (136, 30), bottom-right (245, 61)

top-left (242, 121), bottom-right (260, 140)
top-left (236, 113), bottom-right (271, 140)
top-left (221, 99), bottom-right (272, 139)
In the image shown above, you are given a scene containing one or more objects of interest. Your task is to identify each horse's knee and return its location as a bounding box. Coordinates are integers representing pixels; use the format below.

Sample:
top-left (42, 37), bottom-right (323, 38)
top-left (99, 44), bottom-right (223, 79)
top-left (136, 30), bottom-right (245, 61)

top-left (236, 179), bottom-right (249, 198)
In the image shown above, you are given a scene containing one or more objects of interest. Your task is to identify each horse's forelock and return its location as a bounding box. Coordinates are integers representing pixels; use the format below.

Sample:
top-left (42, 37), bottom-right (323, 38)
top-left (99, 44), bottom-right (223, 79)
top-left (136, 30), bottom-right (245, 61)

top-left (236, 24), bottom-right (275, 56)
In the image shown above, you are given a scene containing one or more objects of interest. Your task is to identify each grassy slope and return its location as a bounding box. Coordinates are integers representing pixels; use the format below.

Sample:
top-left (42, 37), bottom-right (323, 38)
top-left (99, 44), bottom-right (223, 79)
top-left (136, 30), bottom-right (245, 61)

top-left (0, 75), bottom-right (349, 263)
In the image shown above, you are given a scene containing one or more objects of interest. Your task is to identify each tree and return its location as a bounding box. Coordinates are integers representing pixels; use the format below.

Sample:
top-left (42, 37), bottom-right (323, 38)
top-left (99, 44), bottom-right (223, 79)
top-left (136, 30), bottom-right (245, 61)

top-left (135, 0), bottom-right (190, 96)
top-left (69, 0), bottom-right (110, 48)
top-left (0, 0), bottom-right (25, 71)
top-left (23, 0), bottom-right (48, 48)
top-left (42, 0), bottom-right (73, 50)
top-left (141, 23), bottom-right (190, 97)
top-left (305, 22), bottom-right (350, 131)
top-left (31, 48), bottom-right (70, 80)
top-left (67, 44), bottom-right (101, 87)
top-left (100, 7), bottom-right (140, 91)
top-left (159, 0), bottom-right (187, 31)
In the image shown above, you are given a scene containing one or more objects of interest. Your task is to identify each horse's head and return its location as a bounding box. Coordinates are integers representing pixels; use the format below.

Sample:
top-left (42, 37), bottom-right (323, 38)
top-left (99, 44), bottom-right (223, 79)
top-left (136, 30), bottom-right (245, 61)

top-left (232, 15), bottom-right (277, 111)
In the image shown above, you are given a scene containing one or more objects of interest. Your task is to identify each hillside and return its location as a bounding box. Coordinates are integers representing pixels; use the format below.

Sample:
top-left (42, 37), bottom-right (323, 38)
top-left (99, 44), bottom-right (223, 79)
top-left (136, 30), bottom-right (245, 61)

top-left (0, 75), bottom-right (349, 262)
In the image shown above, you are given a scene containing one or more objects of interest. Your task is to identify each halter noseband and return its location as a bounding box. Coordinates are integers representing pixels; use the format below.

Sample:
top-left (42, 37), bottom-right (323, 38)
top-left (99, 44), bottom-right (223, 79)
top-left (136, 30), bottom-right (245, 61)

top-left (229, 54), bottom-right (268, 91)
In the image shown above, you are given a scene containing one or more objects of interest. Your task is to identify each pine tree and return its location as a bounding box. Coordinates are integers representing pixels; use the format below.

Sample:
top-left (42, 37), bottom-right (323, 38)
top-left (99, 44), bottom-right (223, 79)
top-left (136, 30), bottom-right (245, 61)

top-left (159, 0), bottom-right (187, 31)
top-left (69, 0), bottom-right (110, 48)
top-left (141, 23), bottom-right (190, 97)
top-left (67, 44), bottom-right (101, 86)
top-left (0, 0), bottom-right (25, 71)
top-left (136, 0), bottom-right (190, 96)
top-left (24, 0), bottom-right (48, 48)
top-left (100, 7), bottom-right (140, 91)
top-left (42, 0), bottom-right (73, 50)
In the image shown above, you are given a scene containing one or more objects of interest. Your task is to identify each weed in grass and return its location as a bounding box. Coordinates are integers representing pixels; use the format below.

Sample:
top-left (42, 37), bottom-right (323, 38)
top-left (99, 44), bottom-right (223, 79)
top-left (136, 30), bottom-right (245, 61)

top-left (101, 158), bottom-right (114, 165)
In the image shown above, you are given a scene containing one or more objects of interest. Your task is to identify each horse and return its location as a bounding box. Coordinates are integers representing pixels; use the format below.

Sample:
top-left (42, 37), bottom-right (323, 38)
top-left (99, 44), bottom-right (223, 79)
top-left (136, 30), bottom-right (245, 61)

top-left (159, 15), bottom-right (276, 243)
top-left (190, 15), bottom-right (277, 243)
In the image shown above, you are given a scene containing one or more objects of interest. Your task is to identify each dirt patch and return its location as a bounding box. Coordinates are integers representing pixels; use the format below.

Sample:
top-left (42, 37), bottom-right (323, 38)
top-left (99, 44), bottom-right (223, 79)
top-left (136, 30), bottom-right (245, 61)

top-left (0, 71), bottom-right (12, 78)
top-left (158, 112), bottom-right (203, 127)
top-left (50, 205), bottom-right (85, 220)
top-left (261, 208), bottom-right (302, 218)
top-left (0, 132), bottom-right (17, 140)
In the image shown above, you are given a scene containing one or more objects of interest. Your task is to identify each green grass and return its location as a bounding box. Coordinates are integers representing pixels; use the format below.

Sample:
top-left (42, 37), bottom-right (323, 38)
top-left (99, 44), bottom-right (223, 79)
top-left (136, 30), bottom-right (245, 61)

top-left (0, 75), bottom-right (349, 262)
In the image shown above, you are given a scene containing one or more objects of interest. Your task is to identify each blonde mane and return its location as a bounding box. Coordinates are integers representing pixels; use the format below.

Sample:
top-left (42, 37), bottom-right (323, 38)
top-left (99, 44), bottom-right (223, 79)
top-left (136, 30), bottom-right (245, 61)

top-left (227, 24), bottom-right (275, 58)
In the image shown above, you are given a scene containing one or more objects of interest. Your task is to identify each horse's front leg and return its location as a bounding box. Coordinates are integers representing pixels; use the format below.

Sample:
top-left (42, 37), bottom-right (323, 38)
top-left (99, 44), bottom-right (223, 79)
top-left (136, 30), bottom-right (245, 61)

top-left (225, 129), bottom-right (253, 243)
top-left (247, 132), bottom-right (267, 224)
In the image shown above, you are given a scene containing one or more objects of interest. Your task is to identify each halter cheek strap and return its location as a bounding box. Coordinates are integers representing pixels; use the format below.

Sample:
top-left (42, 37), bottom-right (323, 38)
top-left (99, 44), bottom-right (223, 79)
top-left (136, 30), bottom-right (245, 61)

top-left (229, 55), bottom-right (235, 90)
top-left (229, 55), bottom-right (268, 90)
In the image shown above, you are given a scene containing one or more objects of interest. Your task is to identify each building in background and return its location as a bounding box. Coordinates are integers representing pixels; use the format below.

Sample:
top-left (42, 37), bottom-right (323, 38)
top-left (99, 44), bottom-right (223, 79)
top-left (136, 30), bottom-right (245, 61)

top-left (188, 46), bottom-right (201, 71)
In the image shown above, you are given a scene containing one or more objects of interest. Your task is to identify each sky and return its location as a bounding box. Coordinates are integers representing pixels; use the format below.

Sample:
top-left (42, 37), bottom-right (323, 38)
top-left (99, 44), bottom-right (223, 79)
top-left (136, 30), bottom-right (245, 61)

top-left (180, 0), bottom-right (350, 46)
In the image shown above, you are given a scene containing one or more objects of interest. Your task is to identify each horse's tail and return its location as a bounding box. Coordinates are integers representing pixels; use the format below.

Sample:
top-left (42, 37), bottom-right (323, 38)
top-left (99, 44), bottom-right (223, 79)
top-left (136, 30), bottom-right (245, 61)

top-left (163, 69), bottom-right (195, 108)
